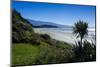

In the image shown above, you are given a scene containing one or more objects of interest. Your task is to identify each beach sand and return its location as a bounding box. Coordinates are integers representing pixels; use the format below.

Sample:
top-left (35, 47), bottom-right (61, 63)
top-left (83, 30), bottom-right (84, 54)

top-left (34, 28), bottom-right (95, 44)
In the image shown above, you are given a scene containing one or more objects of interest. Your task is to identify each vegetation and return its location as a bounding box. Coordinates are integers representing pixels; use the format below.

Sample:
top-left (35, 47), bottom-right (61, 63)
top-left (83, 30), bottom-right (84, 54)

top-left (73, 20), bottom-right (88, 46)
top-left (12, 10), bottom-right (96, 66)
top-left (12, 42), bottom-right (73, 66)
top-left (72, 21), bottom-right (96, 62)
top-left (72, 40), bottom-right (96, 62)
top-left (12, 10), bottom-right (35, 43)
top-left (12, 43), bottom-right (40, 66)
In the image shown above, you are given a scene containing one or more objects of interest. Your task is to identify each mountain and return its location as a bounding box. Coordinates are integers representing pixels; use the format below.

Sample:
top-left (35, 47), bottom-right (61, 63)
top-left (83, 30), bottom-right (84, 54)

top-left (33, 25), bottom-right (59, 28)
top-left (27, 19), bottom-right (72, 28)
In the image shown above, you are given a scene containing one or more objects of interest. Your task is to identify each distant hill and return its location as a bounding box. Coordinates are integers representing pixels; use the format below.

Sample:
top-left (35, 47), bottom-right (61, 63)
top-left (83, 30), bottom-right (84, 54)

top-left (33, 24), bottom-right (59, 28)
top-left (27, 19), bottom-right (72, 28)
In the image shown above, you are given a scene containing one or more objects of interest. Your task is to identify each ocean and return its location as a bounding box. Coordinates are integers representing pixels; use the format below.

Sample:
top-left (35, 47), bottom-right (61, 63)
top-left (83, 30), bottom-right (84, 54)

top-left (34, 28), bottom-right (95, 44)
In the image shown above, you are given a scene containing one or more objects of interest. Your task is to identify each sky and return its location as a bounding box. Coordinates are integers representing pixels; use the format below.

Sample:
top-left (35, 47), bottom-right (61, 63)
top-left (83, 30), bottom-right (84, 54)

top-left (12, 1), bottom-right (96, 27)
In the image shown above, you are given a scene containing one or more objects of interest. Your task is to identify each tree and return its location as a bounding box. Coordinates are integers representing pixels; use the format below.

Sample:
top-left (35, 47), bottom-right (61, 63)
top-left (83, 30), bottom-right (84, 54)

top-left (73, 20), bottom-right (88, 47)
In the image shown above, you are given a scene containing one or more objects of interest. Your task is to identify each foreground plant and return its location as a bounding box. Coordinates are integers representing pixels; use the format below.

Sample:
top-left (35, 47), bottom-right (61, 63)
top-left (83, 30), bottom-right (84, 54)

top-left (73, 20), bottom-right (88, 47)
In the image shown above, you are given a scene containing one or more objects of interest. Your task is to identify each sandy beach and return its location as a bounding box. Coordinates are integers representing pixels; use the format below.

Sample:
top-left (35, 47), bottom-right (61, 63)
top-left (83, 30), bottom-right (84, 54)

top-left (34, 28), bottom-right (95, 44)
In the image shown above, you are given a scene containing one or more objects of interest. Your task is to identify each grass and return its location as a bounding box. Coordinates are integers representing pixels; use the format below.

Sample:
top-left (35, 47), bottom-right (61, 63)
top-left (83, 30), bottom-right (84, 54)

top-left (12, 41), bottom-right (73, 66)
top-left (12, 40), bottom-right (96, 66)
top-left (12, 43), bottom-right (40, 66)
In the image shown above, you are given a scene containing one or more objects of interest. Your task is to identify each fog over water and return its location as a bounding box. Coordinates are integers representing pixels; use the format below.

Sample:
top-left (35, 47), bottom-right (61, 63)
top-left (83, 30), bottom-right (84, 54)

top-left (34, 27), bottom-right (95, 44)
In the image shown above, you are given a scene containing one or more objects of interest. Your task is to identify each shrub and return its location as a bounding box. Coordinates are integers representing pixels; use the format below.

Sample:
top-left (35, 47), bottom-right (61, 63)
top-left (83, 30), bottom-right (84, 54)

top-left (12, 32), bottom-right (20, 43)
top-left (82, 40), bottom-right (96, 61)
top-left (40, 34), bottom-right (51, 40)
top-left (72, 40), bottom-right (96, 62)
top-left (12, 10), bottom-right (35, 43)
top-left (30, 38), bottom-right (41, 45)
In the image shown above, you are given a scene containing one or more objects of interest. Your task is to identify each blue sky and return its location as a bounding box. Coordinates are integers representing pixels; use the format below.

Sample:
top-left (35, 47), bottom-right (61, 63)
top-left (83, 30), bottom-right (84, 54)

top-left (12, 1), bottom-right (96, 27)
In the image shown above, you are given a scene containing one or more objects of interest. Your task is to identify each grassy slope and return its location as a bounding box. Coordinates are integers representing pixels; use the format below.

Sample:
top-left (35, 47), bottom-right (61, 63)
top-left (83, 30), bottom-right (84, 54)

top-left (12, 43), bottom-right (40, 66)
top-left (12, 42), bottom-right (73, 66)
top-left (12, 35), bottom-right (96, 66)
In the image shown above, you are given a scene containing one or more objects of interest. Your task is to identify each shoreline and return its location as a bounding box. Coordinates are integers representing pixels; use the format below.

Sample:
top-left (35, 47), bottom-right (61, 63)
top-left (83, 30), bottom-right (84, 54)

top-left (34, 28), bottom-right (95, 45)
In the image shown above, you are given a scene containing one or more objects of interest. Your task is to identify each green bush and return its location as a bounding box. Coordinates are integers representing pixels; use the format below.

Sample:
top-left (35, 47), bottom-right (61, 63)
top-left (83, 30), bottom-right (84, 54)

top-left (12, 10), bottom-right (35, 43)
top-left (40, 34), bottom-right (51, 40)
top-left (72, 40), bottom-right (96, 62)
